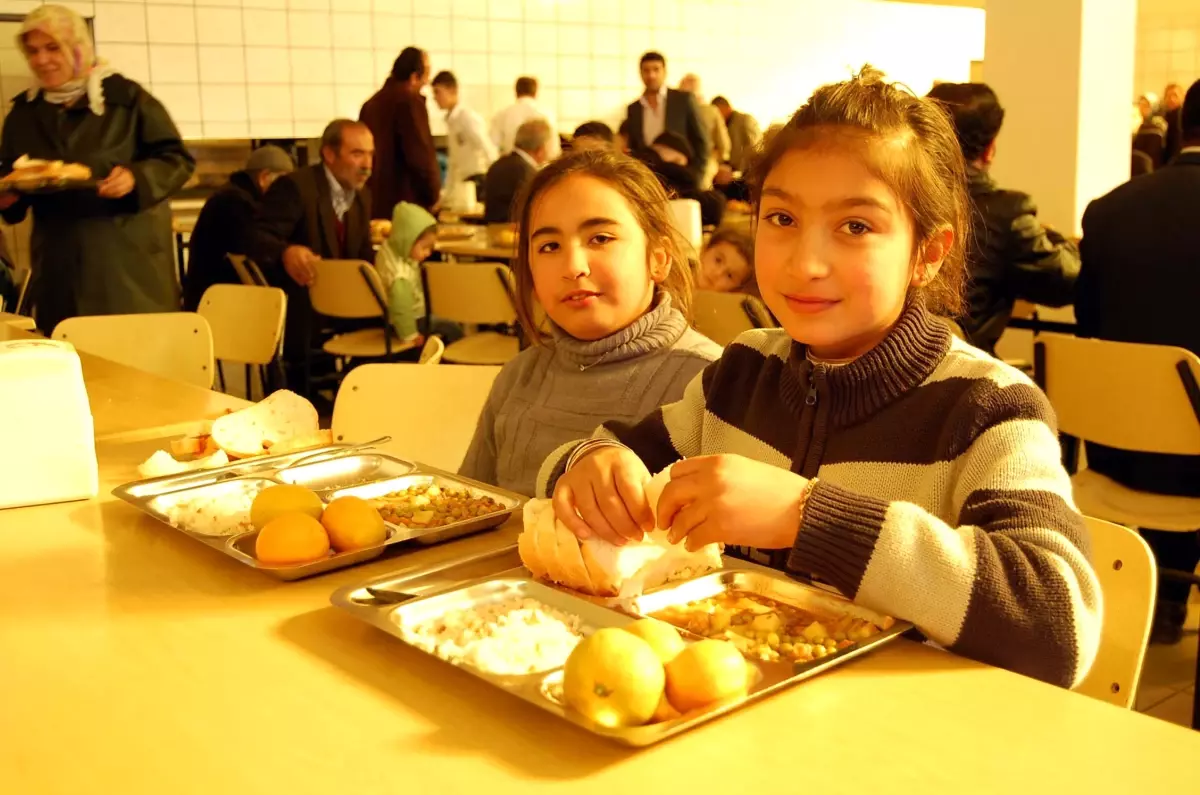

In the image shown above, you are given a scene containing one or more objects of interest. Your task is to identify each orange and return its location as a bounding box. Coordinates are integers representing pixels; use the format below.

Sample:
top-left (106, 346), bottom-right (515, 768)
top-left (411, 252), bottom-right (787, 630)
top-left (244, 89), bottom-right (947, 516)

top-left (562, 628), bottom-right (665, 728)
top-left (623, 618), bottom-right (686, 665)
top-left (255, 512), bottom-right (330, 565)
top-left (665, 639), bottom-right (750, 714)
top-left (250, 484), bottom-right (324, 530)
top-left (321, 496), bottom-right (386, 552)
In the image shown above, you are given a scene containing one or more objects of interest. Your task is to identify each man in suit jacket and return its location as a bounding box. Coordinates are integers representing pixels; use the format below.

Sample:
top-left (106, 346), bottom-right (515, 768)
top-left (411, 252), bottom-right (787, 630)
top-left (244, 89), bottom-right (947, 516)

top-left (712, 96), bottom-right (761, 173)
top-left (251, 119), bottom-right (376, 394)
top-left (360, 47), bottom-right (440, 218)
top-left (624, 52), bottom-right (710, 185)
top-left (1075, 78), bottom-right (1200, 644)
top-left (483, 118), bottom-right (551, 224)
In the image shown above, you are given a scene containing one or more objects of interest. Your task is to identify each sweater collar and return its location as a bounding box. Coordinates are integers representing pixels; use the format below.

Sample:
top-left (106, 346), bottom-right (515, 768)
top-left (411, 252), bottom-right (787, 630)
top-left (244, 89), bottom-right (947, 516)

top-left (780, 298), bottom-right (951, 426)
top-left (550, 292), bottom-right (687, 370)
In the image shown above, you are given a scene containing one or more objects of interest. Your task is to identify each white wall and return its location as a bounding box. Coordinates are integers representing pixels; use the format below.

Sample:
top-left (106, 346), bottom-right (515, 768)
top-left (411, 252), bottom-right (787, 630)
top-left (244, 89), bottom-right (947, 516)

top-left (1135, 0), bottom-right (1200, 100)
top-left (0, 0), bottom-right (983, 140)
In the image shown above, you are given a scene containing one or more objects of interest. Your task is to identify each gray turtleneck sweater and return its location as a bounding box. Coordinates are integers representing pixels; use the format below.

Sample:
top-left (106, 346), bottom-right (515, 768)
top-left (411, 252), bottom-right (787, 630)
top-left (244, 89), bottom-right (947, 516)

top-left (459, 295), bottom-right (721, 496)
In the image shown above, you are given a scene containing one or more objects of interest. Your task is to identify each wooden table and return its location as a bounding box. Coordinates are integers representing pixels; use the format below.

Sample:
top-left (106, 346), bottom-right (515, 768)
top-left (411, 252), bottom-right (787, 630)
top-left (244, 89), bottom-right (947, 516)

top-left (0, 323), bottom-right (245, 441)
top-left (2, 367), bottom-right (1199, 793)
top-left (436, 227), bottom-right (516, 262)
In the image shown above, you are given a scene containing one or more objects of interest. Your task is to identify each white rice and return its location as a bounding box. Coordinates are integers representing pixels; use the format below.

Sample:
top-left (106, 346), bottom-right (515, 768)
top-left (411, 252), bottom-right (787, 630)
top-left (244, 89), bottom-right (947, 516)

top-left (154, 480), bottom-right (263, 537)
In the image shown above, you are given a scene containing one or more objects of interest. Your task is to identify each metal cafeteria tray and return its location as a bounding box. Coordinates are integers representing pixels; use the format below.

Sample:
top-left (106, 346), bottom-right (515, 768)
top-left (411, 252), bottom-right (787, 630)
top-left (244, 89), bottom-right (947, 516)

top-left (276, 453), bottom-right (417, 495)
top-left (331, 471), bottom-right (524, 547)
top-left (330, 566), bottom-right (911, 747)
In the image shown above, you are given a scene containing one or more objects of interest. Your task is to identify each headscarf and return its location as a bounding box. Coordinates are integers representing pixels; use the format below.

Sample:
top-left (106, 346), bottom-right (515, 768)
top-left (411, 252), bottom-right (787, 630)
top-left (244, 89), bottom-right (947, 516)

top-left (18, 5), bottom-right (116, 115)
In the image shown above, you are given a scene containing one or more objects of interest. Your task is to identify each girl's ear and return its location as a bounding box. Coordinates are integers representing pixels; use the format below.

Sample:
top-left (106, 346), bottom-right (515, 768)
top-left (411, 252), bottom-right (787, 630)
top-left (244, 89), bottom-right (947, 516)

top-left (649, 243), bottom-right (671, 284)
top-left (911, 226), bottom-right (954, 288)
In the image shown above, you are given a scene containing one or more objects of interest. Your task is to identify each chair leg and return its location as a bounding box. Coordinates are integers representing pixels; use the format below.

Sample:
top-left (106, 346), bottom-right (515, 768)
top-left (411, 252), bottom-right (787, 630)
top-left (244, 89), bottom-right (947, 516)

top-left (244, 363), bottom-right (253, 400)
top-left (216, 361), bottom-right (226, 393)
top-left (259, 365), bottom-right (268, 399)
top-left (1193, 645), bottom-right (1200, 730)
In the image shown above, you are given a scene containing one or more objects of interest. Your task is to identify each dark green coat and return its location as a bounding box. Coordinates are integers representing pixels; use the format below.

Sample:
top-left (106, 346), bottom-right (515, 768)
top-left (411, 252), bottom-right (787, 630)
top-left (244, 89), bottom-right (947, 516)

top-left (0, 74), bottom-right (195, 333)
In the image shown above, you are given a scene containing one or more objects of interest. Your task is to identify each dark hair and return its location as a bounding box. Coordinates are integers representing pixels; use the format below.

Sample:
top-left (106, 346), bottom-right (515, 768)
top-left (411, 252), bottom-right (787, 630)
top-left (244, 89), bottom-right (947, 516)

top-left (572, 121), bottom-right (614, 143)
top-left (711, 96), bottom-right (730, 108)
top-left (512, 150), bottom-right (695, 343)
top-left (391, 47), bottom-right (426, 82)
top-left (640, 51), bottom-right (666, 68)
top-left (925, 82), bottom-right (1005, 163)
top-left (515, 76), bottom-right (537, 97)
top-left (748, 66), bottom-right (970, 318)
top-left (653, 131), bottom-right (693, 164)
top-left (617, 119), bottom-right (632, 136)
top-left (320, 119), bottom-right (366, 153)
top-left (1183, 78), bottom-right (1200, 142)
top-left (705, 223), bottom-right (756, 292)
top-left (431, 70), bottom-right (457, 90)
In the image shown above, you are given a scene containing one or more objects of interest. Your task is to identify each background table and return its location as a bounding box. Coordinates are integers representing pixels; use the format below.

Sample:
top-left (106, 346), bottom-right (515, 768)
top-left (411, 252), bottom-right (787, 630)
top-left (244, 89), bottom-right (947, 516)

top-left (436, 227), bottom-right (516, 261)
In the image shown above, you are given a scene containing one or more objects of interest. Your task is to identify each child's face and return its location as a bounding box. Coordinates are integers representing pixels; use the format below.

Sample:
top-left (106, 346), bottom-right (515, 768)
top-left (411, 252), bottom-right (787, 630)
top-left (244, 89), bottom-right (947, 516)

top-left (528, 174), bottom-right (665, 341)
top-left (409, 231), bottom-right (436, 263)
top-left (698, 241), bottom-right (752, 293)
top-left (755, 145), bottom-right (918, 360)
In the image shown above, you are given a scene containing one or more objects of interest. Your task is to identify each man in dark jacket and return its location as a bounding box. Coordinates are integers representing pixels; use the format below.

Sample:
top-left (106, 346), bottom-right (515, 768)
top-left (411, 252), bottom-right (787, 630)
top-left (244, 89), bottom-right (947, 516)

top-left (182, 145), bottom-right (294, 311)
top-left (483, 118), bottom-right (550, 223)
top-left (360, 47), bottom-right (440, 218)
top-left (1075, 79), bottom-right (1200, 644)
top-left (635, 131), bottom-right (725, 228)
top-left (927, 83), bottom-right (1080, 354)
top-left (250, 119), bottom-right (375, 395)
top-left (624, 52), bottom-right (710, 186)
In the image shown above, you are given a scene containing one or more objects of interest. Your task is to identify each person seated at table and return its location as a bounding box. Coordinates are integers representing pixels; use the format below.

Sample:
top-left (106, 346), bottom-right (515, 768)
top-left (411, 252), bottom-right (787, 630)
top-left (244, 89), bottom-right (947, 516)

top-left (926, 82), bottom-right (1079, 356)
top-left (635, 131), bottom-right (726, 227)
top-left (543, 68), bottom-right (1102, 689)
top-left (483, 118), bottom-right (552, 224)
top-left (182, 145), bottom-right (294, 311)
top-left (250, 119), bottom-right (376, 398)
top-left (375, 201), bottom-right (463, 347)
top-left (1075, 78), bottom-right (1200, 645)
top-left (616, 119), bottom-right (632, 155)
top-left (570, 121), bottom-right (614, 152)
top-left (459, 150), bottom-right (722, 497)
top-left (697, 223), bottom-right (757, 297)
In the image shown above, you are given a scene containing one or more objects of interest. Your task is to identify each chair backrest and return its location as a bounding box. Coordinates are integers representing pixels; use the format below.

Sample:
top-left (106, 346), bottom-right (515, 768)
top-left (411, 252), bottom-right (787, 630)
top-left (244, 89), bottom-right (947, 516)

top-left (197, 284), bottom-right (287, 366)
top-left (668, 198), bottom-right (702, 251)
top-left (52, 312), bottom-right (215, 389)
top-left (331, 362), bottom-right (502, 472)
top-left (310, 259), bottom-right (388, 320)
top-left (423, 261), bottom-right (518, 325)
top-left (1036, 333), bottom-right (1200, 455)
top-left (419, 334), bottom-right (445, 365)
top-left (226, 254), bottom-right (267, 287)
top-left (1073, 516), bottom-right (1156, 709)
top-left (691, 290), bottom-right (771, 347)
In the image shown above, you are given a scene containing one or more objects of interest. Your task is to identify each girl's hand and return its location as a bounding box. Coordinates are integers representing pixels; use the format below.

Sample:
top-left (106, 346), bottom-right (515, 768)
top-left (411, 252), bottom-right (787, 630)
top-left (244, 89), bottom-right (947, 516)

top-left (552, 445), bottom-right (655, 546)
top-left (657, 455), bottom-right (809, 552)
top-left (97, 166), bottom-right (135, 199)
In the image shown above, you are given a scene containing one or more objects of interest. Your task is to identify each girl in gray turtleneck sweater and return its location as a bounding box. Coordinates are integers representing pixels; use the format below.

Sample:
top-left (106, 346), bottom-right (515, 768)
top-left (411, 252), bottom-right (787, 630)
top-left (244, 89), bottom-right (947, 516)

top-left (459, 150), bottom-right (721, 496)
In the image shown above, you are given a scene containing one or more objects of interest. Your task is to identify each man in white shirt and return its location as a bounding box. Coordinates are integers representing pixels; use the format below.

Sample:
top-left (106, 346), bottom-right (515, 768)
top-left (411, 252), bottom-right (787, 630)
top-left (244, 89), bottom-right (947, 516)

top-left (490, 76), bottom-right (561, 160)
top-left (431, 70), bottom-right (497, 205)
top-left (624, 52), bottom-right (709, 185)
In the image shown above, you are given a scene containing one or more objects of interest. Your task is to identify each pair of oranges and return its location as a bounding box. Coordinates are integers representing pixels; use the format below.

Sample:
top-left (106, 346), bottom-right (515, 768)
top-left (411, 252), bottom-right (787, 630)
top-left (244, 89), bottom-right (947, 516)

top-left (251, 484), bottom-right (385, 565)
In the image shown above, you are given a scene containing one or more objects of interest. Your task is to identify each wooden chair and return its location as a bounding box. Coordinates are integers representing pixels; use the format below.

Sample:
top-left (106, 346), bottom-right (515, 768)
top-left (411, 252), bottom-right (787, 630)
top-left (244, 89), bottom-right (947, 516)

top-left (423, 261), bottom-right (520, 365)
top-left (309, 259), bottom-right (419, 370)
top-left (419, 334), bottom-right (445, 365)
top-left (52, 312), bottom-right (214, 389)
top-left (227, 253), bottom-right (267, 287)
top-left (1073, 516), bottom-right (1156, 708)
top-left (197, 284), bottom-right (287, 400)
top-left (331, 362), bottom-right (502, 472)
top-left (691, 290), bottom-right (774, 346)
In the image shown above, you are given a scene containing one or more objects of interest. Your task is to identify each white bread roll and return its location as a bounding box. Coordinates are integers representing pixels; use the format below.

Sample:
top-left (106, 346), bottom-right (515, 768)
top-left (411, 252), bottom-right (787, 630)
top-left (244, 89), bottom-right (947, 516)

top-left (210, 390), bottom-right (319, 459)
top-left (518, 469), bottom-right (722, 597)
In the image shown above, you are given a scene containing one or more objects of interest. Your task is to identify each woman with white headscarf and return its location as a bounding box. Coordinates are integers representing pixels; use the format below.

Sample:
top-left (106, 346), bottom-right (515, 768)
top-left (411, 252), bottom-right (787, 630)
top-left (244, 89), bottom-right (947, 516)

top-left (0, 5), bottom-right (194, 334)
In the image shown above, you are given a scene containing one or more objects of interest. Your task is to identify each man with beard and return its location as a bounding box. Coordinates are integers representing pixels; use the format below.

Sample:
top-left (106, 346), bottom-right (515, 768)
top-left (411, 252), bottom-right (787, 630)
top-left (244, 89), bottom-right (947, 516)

top-left (251, 119), bottom-right (376, 397)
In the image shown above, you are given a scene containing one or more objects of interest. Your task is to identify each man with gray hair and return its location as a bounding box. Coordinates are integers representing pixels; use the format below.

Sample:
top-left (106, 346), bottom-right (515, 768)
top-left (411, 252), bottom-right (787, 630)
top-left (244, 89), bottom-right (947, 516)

top-left (483, 118), bottom-right (551, 223)
top-left (183, 144), bottom-right (294, 310)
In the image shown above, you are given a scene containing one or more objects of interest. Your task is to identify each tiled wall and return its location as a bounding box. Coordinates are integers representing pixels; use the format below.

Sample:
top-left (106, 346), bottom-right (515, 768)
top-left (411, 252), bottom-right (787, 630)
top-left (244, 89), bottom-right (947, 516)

top-left (0, 0), bottom-right (984, 141)
top-left (1135, 2), bottom-right (1200, 101)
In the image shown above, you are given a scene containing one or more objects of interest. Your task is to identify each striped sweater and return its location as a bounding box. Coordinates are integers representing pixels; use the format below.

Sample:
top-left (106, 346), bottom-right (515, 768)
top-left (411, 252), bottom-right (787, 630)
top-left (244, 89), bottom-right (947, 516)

top-left (539, 301), bottom-right (1103, 688)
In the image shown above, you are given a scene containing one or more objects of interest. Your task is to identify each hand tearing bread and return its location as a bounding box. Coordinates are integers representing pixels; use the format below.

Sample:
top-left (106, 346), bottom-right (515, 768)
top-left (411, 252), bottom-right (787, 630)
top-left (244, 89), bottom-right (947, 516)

top-left (518, 469), bottom-right (722, 597)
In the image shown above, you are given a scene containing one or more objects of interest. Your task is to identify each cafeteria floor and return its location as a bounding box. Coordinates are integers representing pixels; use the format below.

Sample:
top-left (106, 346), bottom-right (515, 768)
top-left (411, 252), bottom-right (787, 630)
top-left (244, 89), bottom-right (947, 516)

top-left (1135, 586), bottom-right (1199, 727)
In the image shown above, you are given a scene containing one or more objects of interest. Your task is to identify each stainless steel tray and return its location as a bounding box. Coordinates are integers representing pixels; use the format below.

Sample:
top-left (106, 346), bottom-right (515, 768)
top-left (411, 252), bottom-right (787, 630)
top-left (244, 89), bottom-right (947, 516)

top-left (111, 447), bottom-right (515, 581)
top-left (331, 563), bottom-right (911, 746)
top-left (331, 471), bottom-right (523, 547)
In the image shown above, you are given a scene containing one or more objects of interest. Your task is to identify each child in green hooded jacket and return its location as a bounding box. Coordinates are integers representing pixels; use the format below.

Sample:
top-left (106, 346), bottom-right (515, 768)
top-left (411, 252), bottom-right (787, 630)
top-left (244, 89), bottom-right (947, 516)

top-left (374, 202), bottom-right (462, 343)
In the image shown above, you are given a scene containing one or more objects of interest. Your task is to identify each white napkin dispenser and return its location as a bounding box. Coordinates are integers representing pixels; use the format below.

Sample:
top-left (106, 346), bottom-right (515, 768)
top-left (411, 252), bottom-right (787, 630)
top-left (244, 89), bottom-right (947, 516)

top-left (0, 339), bottom-right (98, 509)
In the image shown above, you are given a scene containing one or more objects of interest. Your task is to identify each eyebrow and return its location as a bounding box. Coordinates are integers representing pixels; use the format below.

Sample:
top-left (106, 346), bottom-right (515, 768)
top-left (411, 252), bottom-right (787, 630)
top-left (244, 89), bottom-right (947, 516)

top-left (530, 217), bottom-right (620, 240)
top-left (761, 186), bottom-right (892, 214)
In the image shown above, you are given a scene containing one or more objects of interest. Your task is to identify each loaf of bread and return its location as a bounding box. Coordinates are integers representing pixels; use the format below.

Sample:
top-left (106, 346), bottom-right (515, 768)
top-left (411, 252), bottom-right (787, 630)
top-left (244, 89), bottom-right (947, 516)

top-left (2, 155), bottom-right (92, 183)
top-left (518, 469), bottom-right (722, 597)
top-left (209, 389), bottom-right (320, 459)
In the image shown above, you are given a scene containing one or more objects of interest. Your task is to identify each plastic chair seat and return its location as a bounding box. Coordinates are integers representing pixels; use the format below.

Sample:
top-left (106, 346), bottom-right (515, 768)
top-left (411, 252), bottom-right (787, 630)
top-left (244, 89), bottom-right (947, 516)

top-left (1071, 469), bottom-right (1200, 532)
top-left (442, 332), bottom-right (519, 365)
top-left (323, 328), bottom-right (418, 359)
